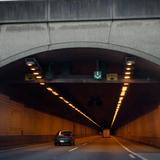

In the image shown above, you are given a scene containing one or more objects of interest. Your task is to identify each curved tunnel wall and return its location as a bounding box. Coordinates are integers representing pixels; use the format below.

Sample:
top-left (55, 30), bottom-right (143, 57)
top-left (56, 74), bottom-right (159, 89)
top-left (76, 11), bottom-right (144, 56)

top-left (0, 20), bottom-right (160, 68)
top-left (0, 93), bottom-right (97, 148)
top-left (115, 105), bottom-right (160, 148)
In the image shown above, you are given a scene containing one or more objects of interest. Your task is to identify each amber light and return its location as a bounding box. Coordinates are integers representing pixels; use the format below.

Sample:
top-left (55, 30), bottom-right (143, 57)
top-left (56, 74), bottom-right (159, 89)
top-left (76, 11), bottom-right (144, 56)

top-left (124, 76), bottom-right (131, 79)
top-left (40, 83), bottom-right (45, 85)
top-left (52, 91), bottom-right (59, 96)
top-left (120, 91), bottom-right (126, 96)
top-left (30, 67), bottom-right (36, 71)
top-left (33, 72), bottom-right (40, 75)
top-left (122, 86), bottom-right (128, 92)
top-left (125, 72), bottom-right (131, 75)
top-left (111, 58), bottom-right (135, 128)
top-left (36, 75), bottom-right (42, 79)
top-left (26, 63), bottom-right (33, 66)
top-left (126, 67), bottom-right (131, 71)
top-left (47, 87), bottom-right (52, 91)
top-left (46, 87), bottom-right (101, 128)
top-left (126, 62), bottom-right (132, 66)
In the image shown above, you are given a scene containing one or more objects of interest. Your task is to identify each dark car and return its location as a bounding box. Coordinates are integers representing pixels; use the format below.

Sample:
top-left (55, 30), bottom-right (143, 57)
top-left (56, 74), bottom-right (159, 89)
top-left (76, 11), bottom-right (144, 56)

top-left (54, 130), bottom-right (75, 146)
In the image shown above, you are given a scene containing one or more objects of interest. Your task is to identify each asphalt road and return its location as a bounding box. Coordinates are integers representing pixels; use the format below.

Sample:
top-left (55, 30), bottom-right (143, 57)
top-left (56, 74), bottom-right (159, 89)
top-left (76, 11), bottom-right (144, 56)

top-left (0, 136), bottom-right (159, 160)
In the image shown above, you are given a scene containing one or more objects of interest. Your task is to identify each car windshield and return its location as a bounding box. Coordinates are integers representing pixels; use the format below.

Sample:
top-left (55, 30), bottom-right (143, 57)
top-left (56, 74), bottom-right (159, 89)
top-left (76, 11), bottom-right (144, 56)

top-left (59, 131), bottom-right (72, 136)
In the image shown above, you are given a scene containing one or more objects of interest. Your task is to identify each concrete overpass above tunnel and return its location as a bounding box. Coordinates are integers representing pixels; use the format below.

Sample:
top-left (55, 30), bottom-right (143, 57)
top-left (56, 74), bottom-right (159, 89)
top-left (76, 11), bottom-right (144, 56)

top-left (0, 0), bottom-right (160, 66)
top-left (0, 0), bottom-right (160, 149)
top-left (1, 20), bottom-right (160, 67)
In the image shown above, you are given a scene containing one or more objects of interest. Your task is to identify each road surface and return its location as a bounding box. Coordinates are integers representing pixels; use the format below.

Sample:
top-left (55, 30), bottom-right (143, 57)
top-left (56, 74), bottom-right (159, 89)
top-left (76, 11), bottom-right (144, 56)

top-left (0, 136), bottom-right (159, 160)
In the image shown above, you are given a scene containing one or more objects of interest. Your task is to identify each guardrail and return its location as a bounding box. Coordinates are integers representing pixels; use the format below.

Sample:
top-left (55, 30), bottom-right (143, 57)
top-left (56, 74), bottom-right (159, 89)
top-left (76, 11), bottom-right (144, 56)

top-left (0, 0), bottom-right (160, 23)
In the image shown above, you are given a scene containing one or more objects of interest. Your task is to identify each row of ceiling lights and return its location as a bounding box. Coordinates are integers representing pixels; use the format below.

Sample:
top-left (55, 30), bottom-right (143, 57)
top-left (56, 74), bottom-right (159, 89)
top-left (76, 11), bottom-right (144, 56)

top-left (26, 58), bottom-right (135, 129)
top-left (25, 58), bottom-right (45, 85)
top-left (110, 60), bottom-right (135, 128)
top-left (46, 87), bottom-right (101, 128)
top-left (25, 58), bottom-right (101, 128)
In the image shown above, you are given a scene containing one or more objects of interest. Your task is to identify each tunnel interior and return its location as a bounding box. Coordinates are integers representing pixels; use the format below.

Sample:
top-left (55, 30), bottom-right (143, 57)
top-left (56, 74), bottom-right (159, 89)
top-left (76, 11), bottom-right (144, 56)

top-left (0, 48), bottom-right (160, 132)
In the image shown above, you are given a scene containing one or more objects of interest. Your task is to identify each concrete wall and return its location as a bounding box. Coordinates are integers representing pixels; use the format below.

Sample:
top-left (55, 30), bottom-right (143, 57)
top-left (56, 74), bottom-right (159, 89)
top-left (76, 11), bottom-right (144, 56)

top-left (0, 20), bottom-right (160, 68)
top-left (0, 93), bottom-right (97, 148)
top-left (115, 105), bottom-right (160, 148)
top-left (0, 0), bottom-right (160, 23)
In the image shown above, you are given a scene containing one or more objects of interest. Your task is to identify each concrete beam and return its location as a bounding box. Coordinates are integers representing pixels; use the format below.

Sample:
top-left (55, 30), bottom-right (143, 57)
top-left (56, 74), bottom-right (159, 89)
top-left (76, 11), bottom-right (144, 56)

top-left (49, 21), bottom-right (111, 44)
top-left (0, 20), bottom-right (160, 67)
top-left (109, 20), bottom-right (160, 64)
top-left (0, 0), bottom-right (160, 23)
top-left (0, 23), bottom-right (50, 65)
top-left (0, 0), bottom-right (47, 23)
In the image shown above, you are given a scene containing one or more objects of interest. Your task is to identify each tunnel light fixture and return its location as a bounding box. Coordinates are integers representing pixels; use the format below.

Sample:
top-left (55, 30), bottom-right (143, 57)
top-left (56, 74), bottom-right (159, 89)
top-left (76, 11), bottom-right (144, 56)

top-left (126, 60), bottom-right (135, 66)
top-left (124, 76), bottom-right (131, 79)
top-left (75, 108), bottom-right (80, 112)
top-left (126, 62), bottom-right (132, 66)
top-left (59, 97), bottom-right (69, 104)
top-left (46, 87), bottom-right (53, 92)
top-left (25, 58), bottom-right (44, 82)
top-left (125, 72), bottom-right (131, 75)
top-left (120, 91), bottom-right (126, 96)
top-left (68, 101), bottom-right (101, 127)
top-left (122, 86), bottom-right (128, 92)
top-left (119, 97), bottom-right (124, 101)
top-left (125, 57), bottom-right (135, 67)
top-left (40, 82), bottom-right (45, 86)
top-left (115, 111), bottom-right (118, 115)
top-left (25, 58), bottom-right (36, 66)
top-left (117, 106), bottom-right (120, 109)
top-left (69, 103), bottom-right (75, 108)
top-left (126, 67), bottom-right (132, 71)
top-left (27, 63), bottom-right (33, 66)
top-left (124, 83), bottom-right (129, 86)
top-left (59, 96), bottom-right (64, 100)
top-left (36, 75), bottom-right (42, 79)
top-left (64, 100), bottom-right (69, 104)
top-left (46, 87), bottom-right (59, 96)
top-left (30, 67), bottom-right (36, 71)
top-left (26, 62), bottom-right (35, 66)
top-left (111, 57), bottom-right (135, 128)
top-left (46, 86), bottom-right (101, 128)
top-left (52, 91), bottom-right (59, 96)
top-left (33, 72), bottom-right (40, 75)
top-left (118, 101), bottom-right (122, 104)
top-left (118, 100), bottom-right (122, 104)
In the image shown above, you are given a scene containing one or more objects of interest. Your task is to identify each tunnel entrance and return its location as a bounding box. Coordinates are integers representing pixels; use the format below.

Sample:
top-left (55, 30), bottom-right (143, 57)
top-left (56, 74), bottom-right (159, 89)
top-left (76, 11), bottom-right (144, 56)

top-left (0, 47), bottom-right (160, 148)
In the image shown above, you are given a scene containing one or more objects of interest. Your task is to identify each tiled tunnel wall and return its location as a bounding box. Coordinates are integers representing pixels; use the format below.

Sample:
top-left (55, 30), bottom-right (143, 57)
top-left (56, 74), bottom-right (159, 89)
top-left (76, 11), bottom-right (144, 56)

top-left (0, 93), bottom-right (97, 148)
top-left (115, 106), bottom-right (160, 148)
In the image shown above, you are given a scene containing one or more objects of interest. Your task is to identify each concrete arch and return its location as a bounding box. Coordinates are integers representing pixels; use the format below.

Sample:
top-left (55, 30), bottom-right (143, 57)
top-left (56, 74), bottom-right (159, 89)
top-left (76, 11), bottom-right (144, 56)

top-left (1, 20), bottom-right (160, 67)
top-left (0, 41), bottom-right (160, 68)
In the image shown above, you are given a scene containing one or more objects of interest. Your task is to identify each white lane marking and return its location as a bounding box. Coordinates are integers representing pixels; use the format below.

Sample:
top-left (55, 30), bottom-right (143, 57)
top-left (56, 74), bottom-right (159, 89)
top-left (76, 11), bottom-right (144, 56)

top-left (113, 137), bottom-right (148, 160)
top-left (68, 147), bottom-right (79, 152)
top-left (129, 154), bottom-right (136, 159)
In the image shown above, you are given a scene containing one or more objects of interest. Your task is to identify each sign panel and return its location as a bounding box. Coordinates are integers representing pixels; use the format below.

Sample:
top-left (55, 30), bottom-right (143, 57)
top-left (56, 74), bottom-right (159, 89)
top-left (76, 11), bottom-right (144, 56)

top-left (106, 73), bottom-right (118, 81)
top-left (25, 74), bottom-right (35, 81)
top-left (94, 71), bottom-right (102, 80)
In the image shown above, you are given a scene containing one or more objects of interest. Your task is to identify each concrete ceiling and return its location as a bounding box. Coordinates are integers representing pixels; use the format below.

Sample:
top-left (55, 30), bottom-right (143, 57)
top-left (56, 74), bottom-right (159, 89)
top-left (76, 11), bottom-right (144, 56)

top-left (0, 48), bottom-right (160, 130)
